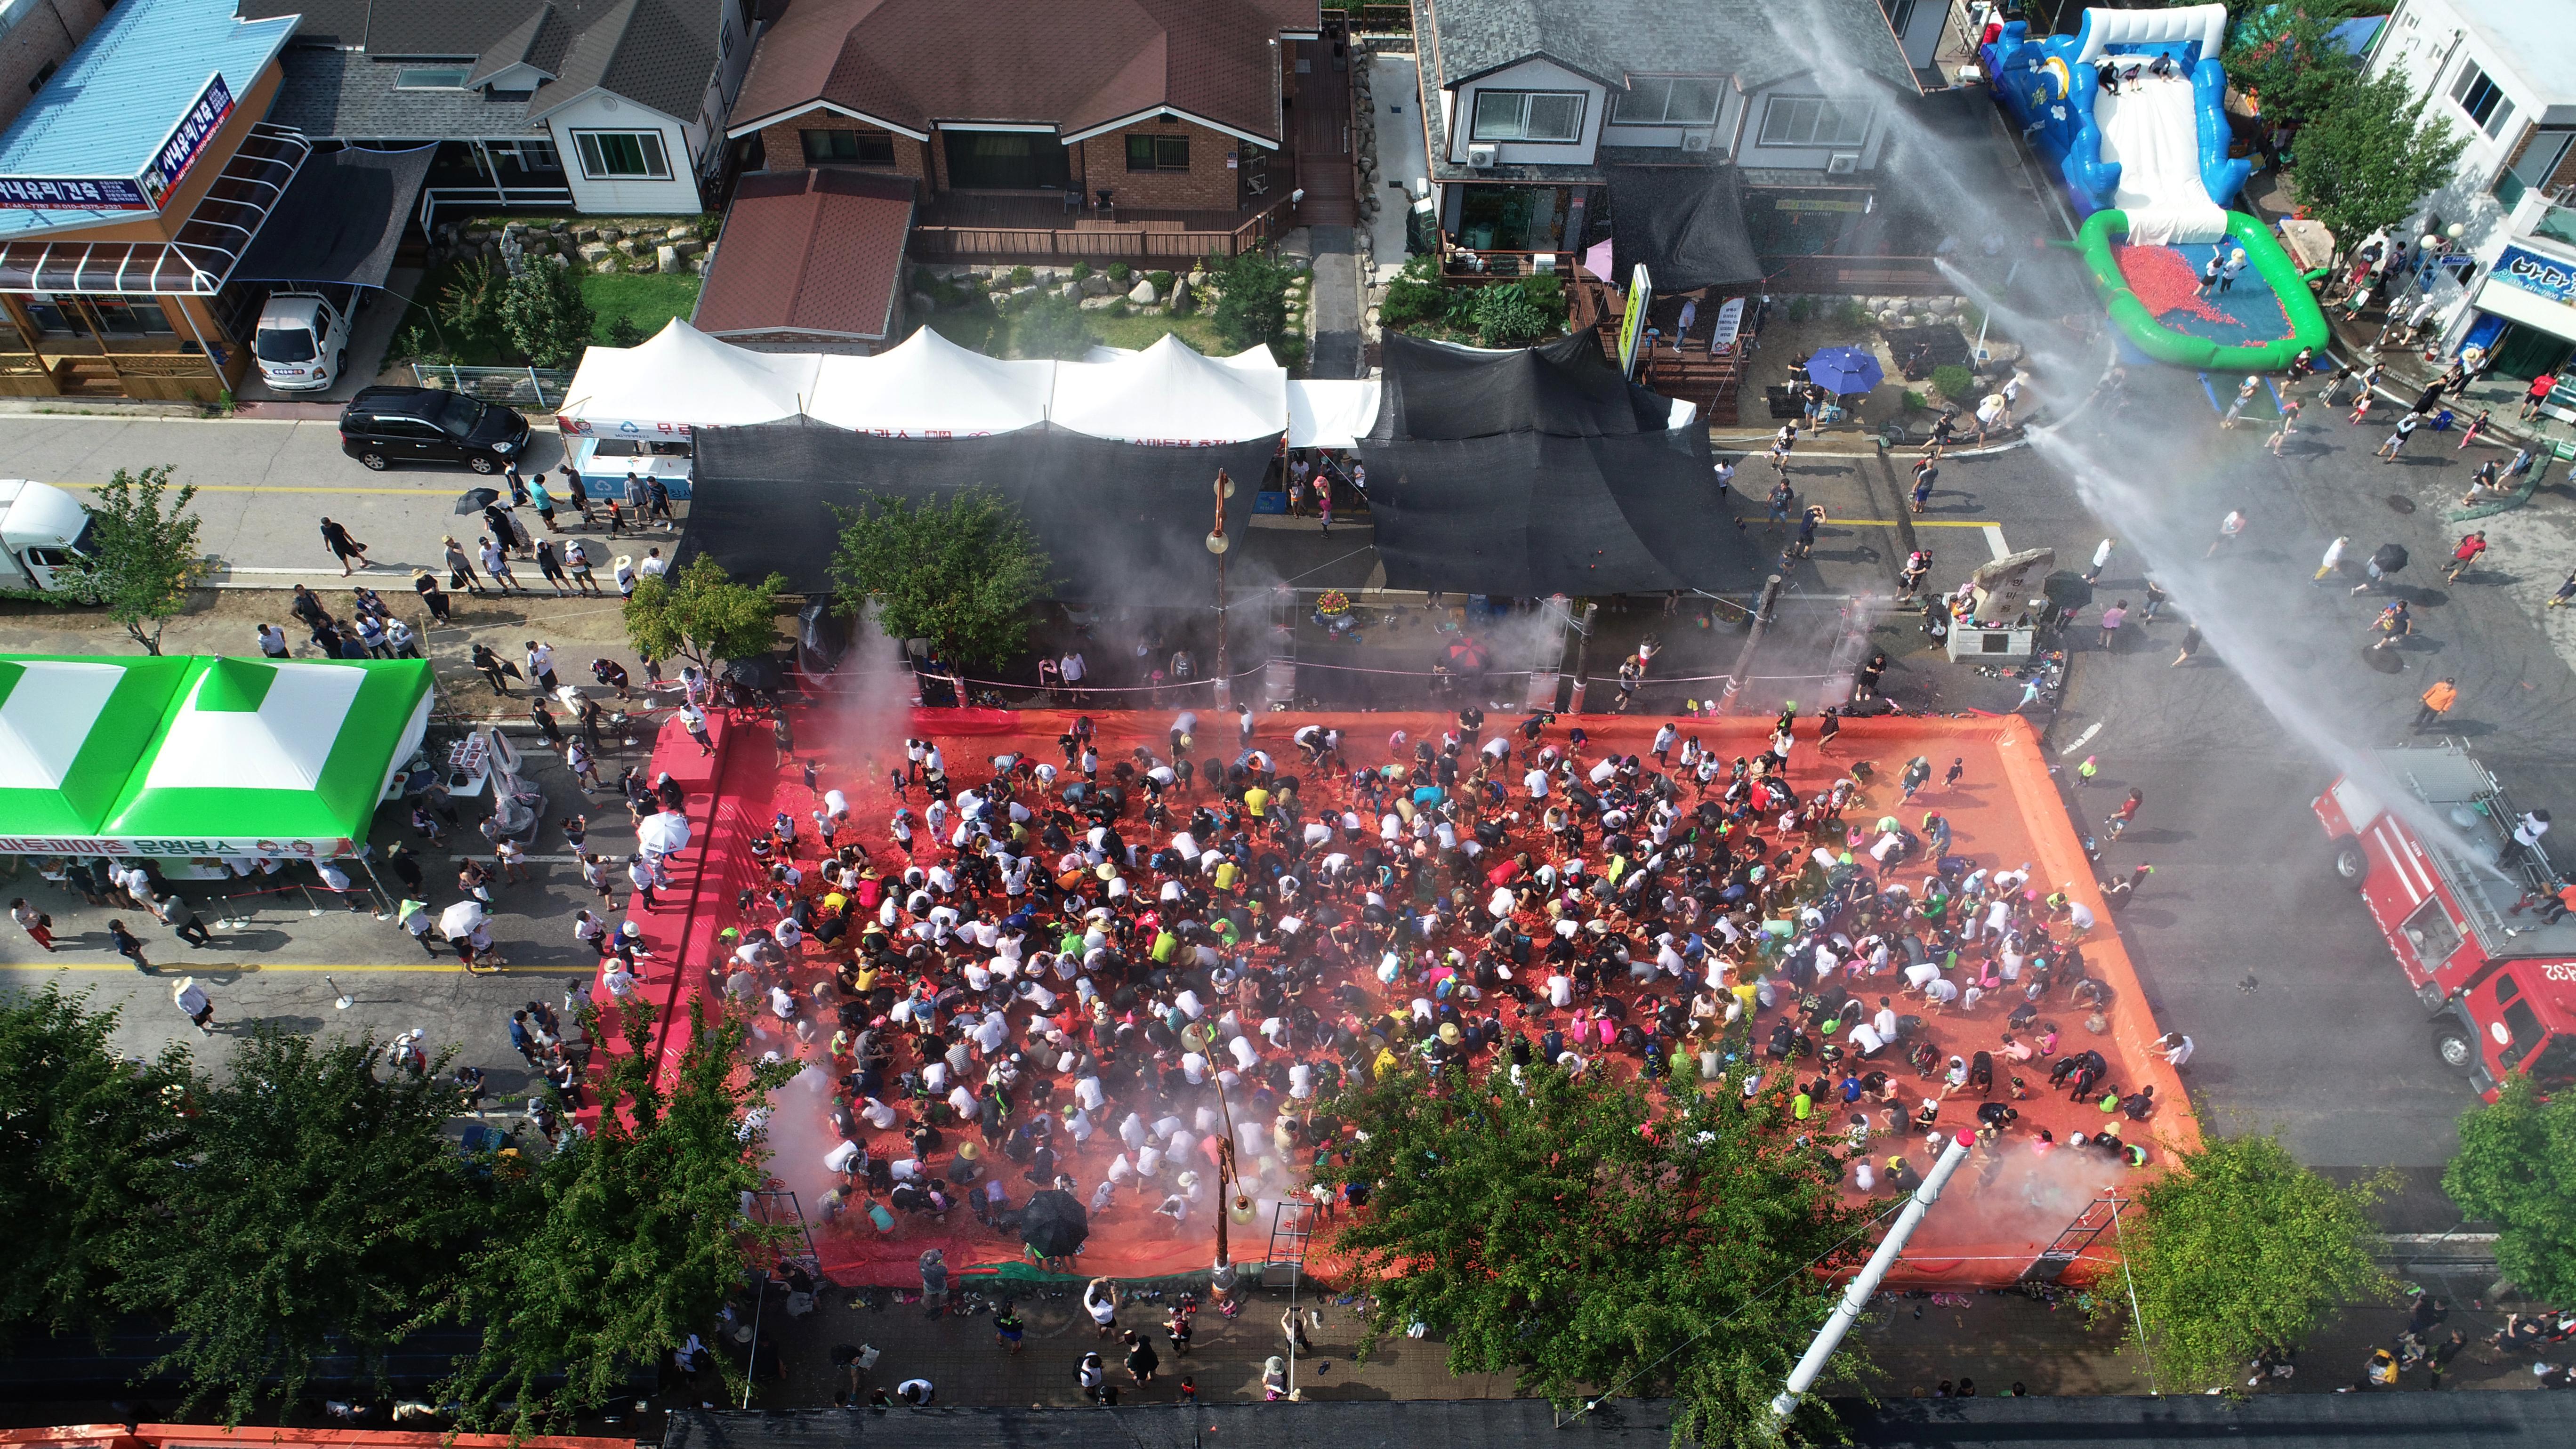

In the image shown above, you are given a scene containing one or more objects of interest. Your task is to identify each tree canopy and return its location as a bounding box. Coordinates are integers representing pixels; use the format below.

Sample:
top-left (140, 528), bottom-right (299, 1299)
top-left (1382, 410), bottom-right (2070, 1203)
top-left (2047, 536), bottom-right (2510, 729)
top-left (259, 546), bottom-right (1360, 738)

top-left (57, 464), bottom-right (202, 654)
top-left (1211, 249), bottom-right (1293, 354)
top-left (2114, 1131), bottom-right (2392, 1391)
top-left (827, 488), bottom-right (1052, 668)
top-left (499, 261), bottom-right (596, 369)
top-left (434, 998), bottom-right (795, 1435)
top-left (1328, 1061), bottom-right (1874, 1448)
top-left (2442, 1075), bottom-right (2576, 1305)
top-left (0, 986), bottom-right (189, 1348)
top-left (114, 1027), bottom-right (499, 1422)
top-left (2285, 68), bottom-right (2466, 256)
top-left (623, 553), bottom-right (787, 670)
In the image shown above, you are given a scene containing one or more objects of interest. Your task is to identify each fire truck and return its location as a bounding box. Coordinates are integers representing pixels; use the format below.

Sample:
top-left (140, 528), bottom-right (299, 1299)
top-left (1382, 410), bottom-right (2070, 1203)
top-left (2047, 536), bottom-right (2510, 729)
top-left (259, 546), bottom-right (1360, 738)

top-left (2314, 742), bottom-right (2576, 1102)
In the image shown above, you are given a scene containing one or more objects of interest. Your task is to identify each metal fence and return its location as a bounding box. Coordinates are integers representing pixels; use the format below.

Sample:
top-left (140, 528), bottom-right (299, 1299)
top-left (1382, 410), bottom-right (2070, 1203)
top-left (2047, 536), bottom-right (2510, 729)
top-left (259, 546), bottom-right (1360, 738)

top-left (411, 363), bottom-right (575, 410)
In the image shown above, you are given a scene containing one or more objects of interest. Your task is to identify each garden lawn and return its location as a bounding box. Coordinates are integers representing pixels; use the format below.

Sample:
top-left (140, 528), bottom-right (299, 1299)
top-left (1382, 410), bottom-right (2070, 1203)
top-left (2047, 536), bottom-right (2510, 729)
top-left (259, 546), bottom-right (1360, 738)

top-left (584, 272), bottom-right (702, 343)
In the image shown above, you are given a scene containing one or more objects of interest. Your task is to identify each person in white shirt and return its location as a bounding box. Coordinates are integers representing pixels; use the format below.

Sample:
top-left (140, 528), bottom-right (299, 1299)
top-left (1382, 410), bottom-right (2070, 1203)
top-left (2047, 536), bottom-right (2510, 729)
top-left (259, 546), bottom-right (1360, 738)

top-left (2157, 1032), bottom-right (2195, 1067)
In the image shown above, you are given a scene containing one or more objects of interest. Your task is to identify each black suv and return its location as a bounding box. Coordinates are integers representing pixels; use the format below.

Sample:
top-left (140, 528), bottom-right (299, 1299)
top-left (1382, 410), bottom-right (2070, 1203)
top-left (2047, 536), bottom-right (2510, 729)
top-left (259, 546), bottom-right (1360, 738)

top-left (338, 386), bottom-right (532, 474)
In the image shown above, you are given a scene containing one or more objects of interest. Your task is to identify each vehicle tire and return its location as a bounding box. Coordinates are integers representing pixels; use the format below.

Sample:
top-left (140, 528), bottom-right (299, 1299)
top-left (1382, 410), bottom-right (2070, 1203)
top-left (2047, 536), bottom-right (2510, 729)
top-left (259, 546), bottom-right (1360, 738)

top-left (2330, 837), bottom-right (2367, 886)
top-left (468, 454), bottom-right (499, 475)
top-left (2417, 981), bottom-right (2449, 1014)
top-left (2430, 1021), bottom-right (2479, 1073)
top-left (358, 451), bottom-right (389, 471)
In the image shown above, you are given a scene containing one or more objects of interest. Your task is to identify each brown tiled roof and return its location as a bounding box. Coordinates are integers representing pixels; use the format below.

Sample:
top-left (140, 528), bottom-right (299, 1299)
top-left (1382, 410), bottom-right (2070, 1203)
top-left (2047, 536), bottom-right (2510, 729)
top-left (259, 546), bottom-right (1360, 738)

top-left (733, 0), bottom-right (1316, 142)
top-left (693, 168), bottom-right (914, 342)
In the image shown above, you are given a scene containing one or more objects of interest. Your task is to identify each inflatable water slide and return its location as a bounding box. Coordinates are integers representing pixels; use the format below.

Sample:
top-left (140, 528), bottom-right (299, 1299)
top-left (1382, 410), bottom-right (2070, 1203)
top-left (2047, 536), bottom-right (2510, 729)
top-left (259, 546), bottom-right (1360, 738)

top-left (1983, 4), bottom-right (2328, 370)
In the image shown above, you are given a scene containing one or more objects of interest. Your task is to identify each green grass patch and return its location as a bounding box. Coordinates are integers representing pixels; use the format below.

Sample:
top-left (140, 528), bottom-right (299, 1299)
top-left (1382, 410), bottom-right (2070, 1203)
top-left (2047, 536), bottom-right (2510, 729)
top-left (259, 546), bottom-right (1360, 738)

top-left (582, 271), bottom-right (702, 343)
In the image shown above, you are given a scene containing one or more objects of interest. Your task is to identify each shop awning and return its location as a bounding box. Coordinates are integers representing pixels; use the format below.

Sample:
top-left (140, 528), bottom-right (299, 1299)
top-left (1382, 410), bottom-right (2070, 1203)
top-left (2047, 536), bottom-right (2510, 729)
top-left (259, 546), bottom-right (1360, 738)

top-left (1608, 164), bottom-right (1765, 295)
top-left (230, 143), bottom-right (435, 289)
top-left (0, 125), bottom-right (309, 295)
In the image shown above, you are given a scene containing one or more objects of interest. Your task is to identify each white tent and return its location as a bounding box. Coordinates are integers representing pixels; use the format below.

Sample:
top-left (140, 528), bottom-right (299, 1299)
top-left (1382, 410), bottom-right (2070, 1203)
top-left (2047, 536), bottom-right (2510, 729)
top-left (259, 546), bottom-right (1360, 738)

top-left (805, 326), bottom-right (1055, 436)
top-left (557, 319), bottom-right (820, 437)
top-left (1285, 379), bottom-right (1382, 449)
top-left (1049, 335), bottom-right (1287, 446)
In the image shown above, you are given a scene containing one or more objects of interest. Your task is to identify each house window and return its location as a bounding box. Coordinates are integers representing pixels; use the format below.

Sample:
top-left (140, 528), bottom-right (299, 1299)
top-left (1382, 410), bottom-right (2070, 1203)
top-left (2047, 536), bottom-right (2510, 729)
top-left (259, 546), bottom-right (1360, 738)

top-left (574, 130), bottom-right (672, 179)
top-left (2449, 62), bottom-right (2515, 139)
top-left (803, 129), bottom-right (895, 166)
top-left (2496, 128), bottom-right (2575, 208)
top-left (1126, 134), bottom-right (1190, 172)
top-left (1470, 90), bottom-right (1585, 143)
top-left (1757, 96), bottom-right (1870, 148)
top-left (1611, 77), bottom-right (1723, 126)
top-left (394, 66), bottom-right (472, 90)
top-left (941, 131), bottom-right (1071, 190)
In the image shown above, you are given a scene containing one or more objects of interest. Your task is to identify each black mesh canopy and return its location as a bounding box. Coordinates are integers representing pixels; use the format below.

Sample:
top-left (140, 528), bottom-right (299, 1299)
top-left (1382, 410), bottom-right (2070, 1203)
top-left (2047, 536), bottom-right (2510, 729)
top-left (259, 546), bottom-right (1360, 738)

top-left (231, 144), bottom-right (435, 288)
top-left (1369, 332), bottom-right (1674, 441)
top-left (678, 425), bottom-right (1279, 604)
top-left (1607, 165), bottom-right (1765, 295)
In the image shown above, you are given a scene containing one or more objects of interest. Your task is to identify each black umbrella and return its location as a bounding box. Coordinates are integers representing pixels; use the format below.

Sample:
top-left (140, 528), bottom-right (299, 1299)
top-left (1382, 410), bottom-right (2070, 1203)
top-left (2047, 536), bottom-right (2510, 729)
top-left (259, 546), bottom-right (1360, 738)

top-left (2372, 543), bottom-right (2410, 574)
top-left (1020, 1188), bottom-right (1089, 1259)
top-left (454, 486), bottom-right (502, 515)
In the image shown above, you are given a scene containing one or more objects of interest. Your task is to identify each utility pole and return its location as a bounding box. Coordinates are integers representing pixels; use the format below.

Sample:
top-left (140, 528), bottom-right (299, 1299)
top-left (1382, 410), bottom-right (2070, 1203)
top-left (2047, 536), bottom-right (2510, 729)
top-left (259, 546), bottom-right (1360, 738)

top-left (1771, 1132), bottom-right (1973, 1420)
top-left (1209, 469), bottom-right (1235, 709)
top-left (1565, 600), bottom-right (1598, 713)
top-left (1716, 574), bottom-right (1784, 714)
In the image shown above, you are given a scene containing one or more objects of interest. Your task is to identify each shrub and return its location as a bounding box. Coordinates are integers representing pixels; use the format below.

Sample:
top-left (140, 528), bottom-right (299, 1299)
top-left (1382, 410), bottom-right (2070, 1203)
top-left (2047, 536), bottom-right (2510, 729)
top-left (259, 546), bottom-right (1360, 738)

top-left (1471, 284), bottom-right (1551, 347)
top-left (1930, 364), bottom-right (1975, 401)
top-left (1108, 262), bottom-right (1133, 283)
top-left (1379, 255), bottom-right (1447, 331)
top-left (1786, 295), bottom-right (1816, 322)
top-left (1146, 269), bottom-right (1176, 291)
top-left (1834, 298), bottom-right (1869, 327)
top-left (1902, 388), bottom-right (1928, 413)
top-left (1069, 261), bottom-right (1092, 281)
top-left (1517, 269), bottom-right (1567, 322)
top-left (1008, 265), bottom-right (1034, 286)
top-left (1211, 251), bottom-right (1291, 349)
top-left (1011, 295), bottom-right (1097, 361)
top-left (1270, 330), bottom-right (1309, 373)
top-left (605, 314), bottom-right (645, 348)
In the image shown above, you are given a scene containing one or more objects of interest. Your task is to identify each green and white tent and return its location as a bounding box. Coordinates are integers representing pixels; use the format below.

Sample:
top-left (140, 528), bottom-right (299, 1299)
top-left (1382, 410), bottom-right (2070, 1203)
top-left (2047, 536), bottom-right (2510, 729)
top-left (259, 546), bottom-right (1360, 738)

top-left (0, 655), bottom-right (433, 859)
top-left (0, 656), bottom-right (192, 837)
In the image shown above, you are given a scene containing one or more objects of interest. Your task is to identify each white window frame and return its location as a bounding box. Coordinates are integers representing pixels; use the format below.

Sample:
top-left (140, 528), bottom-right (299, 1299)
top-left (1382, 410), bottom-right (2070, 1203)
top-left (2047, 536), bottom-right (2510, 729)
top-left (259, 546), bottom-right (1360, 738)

top-left (394, 66), bottom-right (472, 91)
top-left (2448, 60), bottom-right (2515, 140)
top-left (1469, 89), bottom-right (1586, 144)
top-left (572, 129), bottom-right (673, 180)
top-left (1610, 76), bottom-right (1724, 126)
top-left (1757, 95), bottom-right (1870, 149)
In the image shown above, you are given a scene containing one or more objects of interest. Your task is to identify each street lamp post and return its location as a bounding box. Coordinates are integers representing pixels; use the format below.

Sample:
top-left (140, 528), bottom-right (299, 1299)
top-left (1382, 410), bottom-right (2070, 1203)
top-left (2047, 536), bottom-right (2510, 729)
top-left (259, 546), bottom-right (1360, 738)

top-left (1208, 470), bottom-right (1235, 709)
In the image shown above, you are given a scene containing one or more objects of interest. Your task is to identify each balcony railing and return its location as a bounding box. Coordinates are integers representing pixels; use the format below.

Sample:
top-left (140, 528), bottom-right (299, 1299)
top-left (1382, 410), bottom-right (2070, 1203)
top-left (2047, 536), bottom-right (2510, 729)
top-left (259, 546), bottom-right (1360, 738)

top-left (2532, 202), bottom-right (2576, 250)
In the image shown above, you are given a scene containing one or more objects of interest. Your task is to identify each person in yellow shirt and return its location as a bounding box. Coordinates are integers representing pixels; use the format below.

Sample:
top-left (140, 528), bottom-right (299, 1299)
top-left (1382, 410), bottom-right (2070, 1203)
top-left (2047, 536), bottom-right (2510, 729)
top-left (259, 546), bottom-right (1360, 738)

top-left (1243, 783), bottom-right (1270, 818)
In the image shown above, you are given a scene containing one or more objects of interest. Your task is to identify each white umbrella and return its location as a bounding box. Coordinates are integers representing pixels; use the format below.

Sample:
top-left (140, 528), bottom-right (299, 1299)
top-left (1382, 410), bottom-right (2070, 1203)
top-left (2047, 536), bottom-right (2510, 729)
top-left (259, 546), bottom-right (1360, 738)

top-left (637, 810), bottom-right (692, 855)
top-left (439, 900), bottom-right (488, 938)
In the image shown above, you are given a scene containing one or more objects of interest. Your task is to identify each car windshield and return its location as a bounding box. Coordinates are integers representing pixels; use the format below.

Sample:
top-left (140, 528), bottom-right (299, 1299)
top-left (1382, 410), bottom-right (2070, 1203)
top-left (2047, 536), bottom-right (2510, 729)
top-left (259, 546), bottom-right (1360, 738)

top-left (434, 393), bottom-right (488, 437)
top-left (256, 326), bottom-right (317, 363)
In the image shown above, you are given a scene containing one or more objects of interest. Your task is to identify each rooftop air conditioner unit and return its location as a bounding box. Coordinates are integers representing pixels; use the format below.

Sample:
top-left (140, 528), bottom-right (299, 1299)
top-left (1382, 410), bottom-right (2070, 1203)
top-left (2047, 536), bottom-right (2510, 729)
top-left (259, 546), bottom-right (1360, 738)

top-left (1466, 142), bottom-right (1497, 169)
top-left (1680, 129), bottom-right (1712, 152)
top-left (1827, 151), bottom-right (1860, 174)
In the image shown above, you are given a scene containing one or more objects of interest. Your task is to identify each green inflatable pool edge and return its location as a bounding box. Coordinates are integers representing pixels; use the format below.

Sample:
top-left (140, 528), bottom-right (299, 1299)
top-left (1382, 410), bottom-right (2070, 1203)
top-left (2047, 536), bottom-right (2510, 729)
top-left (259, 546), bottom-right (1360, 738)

top-left (2076, 209), bottom-right (2332, 372)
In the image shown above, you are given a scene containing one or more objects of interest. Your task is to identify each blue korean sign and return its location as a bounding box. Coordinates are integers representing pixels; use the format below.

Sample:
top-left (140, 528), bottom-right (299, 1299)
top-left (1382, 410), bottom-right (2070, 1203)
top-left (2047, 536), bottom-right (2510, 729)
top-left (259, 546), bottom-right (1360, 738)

top-left (2492, 245), bottom-right (2576, 307)
top-left (0, 72), bottom-right (232, 212)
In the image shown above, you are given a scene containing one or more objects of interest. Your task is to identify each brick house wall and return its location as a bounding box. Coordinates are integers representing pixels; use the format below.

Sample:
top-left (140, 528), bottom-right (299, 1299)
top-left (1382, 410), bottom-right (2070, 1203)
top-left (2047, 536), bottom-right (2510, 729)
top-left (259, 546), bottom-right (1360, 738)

top-left (754, 109), bottom-right (931, 181)
top-left (0, 0), bottom-right (107, 134)
top-left (1077, 117), bottom-right (1240, 210)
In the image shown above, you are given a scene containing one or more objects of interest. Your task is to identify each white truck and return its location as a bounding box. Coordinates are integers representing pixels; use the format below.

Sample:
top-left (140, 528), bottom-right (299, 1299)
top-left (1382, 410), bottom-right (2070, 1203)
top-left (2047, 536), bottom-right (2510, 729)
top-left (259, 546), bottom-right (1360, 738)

top-left (0, 479), bottom-right (97, 592)
top-left (253, 286), bottom-right (359, 392)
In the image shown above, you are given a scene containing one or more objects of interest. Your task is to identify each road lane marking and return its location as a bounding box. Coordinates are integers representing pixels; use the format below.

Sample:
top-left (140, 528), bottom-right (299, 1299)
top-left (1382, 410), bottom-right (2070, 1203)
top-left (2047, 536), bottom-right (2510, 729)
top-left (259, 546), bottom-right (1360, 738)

top-left (1982, 524), bottom-right (2010, 561)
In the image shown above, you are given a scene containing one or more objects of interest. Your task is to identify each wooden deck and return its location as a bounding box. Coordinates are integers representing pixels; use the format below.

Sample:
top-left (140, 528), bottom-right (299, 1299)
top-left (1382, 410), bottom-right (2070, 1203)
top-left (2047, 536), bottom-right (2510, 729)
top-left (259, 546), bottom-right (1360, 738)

top-left (910, 194), bottom-right (1295, 263)
top-left (1571, 276), bottom-right (1746, 422)
top-left (1291, 34), bottom-right (1357, 227)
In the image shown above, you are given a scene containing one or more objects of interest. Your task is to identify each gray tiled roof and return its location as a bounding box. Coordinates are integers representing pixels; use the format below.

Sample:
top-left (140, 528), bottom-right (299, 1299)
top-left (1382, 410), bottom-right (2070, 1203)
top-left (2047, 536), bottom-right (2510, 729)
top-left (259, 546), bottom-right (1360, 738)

top-left (1418, 0), bottom-right (1917, 100)
top-left (241, 0), bottom-right (722, 129)
top-left (269, 47), bottom-right (550, 140)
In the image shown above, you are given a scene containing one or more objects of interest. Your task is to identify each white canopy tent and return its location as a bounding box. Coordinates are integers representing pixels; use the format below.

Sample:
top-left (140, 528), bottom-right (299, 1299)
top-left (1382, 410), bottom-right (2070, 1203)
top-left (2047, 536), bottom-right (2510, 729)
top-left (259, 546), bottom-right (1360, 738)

top-left (557, 319), bottom-right (820, 436)
top-left (1049, 335), bottom-right (1288, 446)
top-left (1285, 379), bottom-right (1383, 449)
top-left (805, 326), bottom-right (1055, 436)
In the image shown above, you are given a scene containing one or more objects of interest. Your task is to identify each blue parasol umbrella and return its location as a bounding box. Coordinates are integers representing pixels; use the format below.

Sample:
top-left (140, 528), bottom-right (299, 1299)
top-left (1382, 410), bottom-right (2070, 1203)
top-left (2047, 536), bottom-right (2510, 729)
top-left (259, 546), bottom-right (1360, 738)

top-left (1806, 346), bottom-right (1885, 395)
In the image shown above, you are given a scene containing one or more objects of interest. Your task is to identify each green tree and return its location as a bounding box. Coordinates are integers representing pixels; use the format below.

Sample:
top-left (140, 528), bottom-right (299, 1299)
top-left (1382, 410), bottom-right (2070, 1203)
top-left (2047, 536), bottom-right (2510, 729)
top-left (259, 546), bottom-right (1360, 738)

top-left (827, 488), bottom-right (1051, 668)
top-left (1329, 1062), bottom-right (1873, 1448)
top-left (0, 985), bottom-right (190, 1347)
top-left (114, 1027), bottom-right (496, 1423)
top-left (1211, 249), bottom-right (1293, 353)
top-left (497, 261), bottom-right (597, 369)
top-left (2223, 4), bottom-right (2358, 127)
top-left (1011, 294), bottom-right (1097, 360)
top-left (56, 464), bottom-right (202, 654)
top-left (2113, 1132), bottom-right (2393, 1391)
top-left (435, 998), bottom-right (795, 1435)
top-left (2287, 69), bottom-right (2467, 259)
top-left (2442, 1075), bottom-right (2576, 1304)
top-left (605, 313), bottom-right (646, 348)
top-left (435, 257), bottom-right (507, 358)
top-left (623, 553), bottom-right (787, 671)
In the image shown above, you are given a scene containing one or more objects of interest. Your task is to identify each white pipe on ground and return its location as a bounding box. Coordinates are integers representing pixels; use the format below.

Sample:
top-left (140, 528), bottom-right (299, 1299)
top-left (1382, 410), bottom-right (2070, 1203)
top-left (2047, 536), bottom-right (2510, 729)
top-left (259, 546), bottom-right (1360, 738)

top-left (1771, 1131), bottom-right (1975, 1418)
